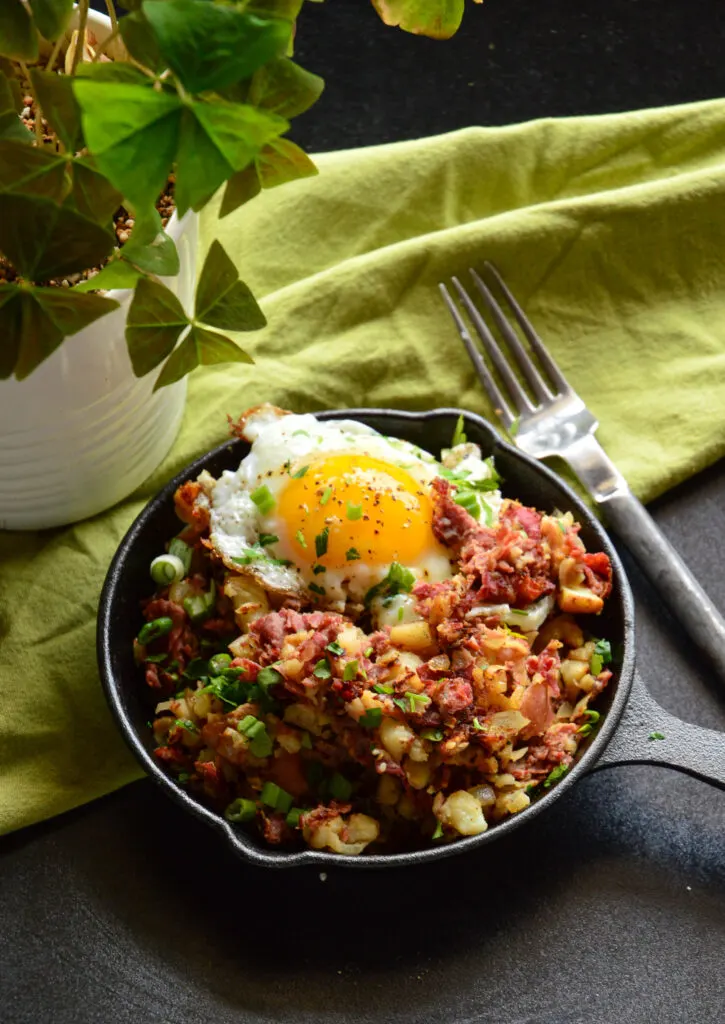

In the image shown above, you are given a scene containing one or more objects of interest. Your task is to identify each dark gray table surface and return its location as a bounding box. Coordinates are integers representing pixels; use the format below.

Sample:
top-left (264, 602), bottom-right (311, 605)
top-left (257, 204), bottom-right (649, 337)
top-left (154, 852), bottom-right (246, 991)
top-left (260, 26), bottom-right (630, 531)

top-left (3, 2), bottom-right (725, 1022)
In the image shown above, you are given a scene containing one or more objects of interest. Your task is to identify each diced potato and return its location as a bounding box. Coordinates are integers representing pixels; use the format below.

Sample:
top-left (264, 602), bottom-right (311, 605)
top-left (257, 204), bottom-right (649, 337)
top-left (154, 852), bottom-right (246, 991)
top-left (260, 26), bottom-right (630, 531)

top-left (439, 791), bottom-right (488, 836)
top-left (389, 620), bottom-right (435, 652)
top-left (468, 784), bottom-right (496, 808)
top-left (496, 789), bottom-right (531, 815)
top-left (559, 585), bottom-right (604, 615)
top-left (536, 614), bottom-right (583, 650)
top-left (404, 758), bottom-right (431, 790)
top-left (569, 641), bottom-right (595, 663)
top-left (223, 576), bottom-right (270, 631)
top-left (379, 717), bottom-right (415, 762)
top-left (337, 626), bottom-right (363, 656)
top-left (408, 737), bottom-right (429, 763)
top-left (560, 658), bottom-right (590, 687)
top-left (304, 814), bottom-right (380, 855)
top-left (283, 702), bottom-right (329, 735)
top-left (489, 710), bottom-right (530, 732)
top-left (377, 774), bottom-right (402, 806)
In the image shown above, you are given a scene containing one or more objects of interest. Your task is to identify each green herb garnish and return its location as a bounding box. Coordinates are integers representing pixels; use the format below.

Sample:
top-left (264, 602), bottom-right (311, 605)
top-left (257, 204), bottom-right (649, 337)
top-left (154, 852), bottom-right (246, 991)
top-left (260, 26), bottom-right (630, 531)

top-left (291, 464), bottom-right (309, 478)
top-left (364, 646), bottom-right (374, 658)
top-left (343, 660), bottom-right (359, 681)
top-left (346, 502), bottom-right (363, 521)
top-left (295, 529), bottom-right (307, 548)
top-left (260, 782), bottom-right (293, 814)
top-left (346, 547), bottom-right (361, 561)
top-left (432, 821), bottom-right (444, 840)
top-left (250, 485), bottom-right (275, 515)
top-left (373, 683), bottom-right (394, 695)
top-left (258, 533), bottom-right (279, 547)
top-left (451, 414), bottom-right (467, 447)
top-left (421, 728), bottom-right (443, 741)
top-left (359, 707), bottom-right (383, 729)
top-left (326, 640), bottom-right (345, 656)
top-left (313, 658), bottom-right (331, 679)
top-left (312, 564), bottom-right (326, 575)
top-left (320, 486), bottom-right (333, 506)
top-left (648, 731), bottom-right (665, 741)
top-left (543, 764), bottom-right (569, 788)
top-left (309, 582), bottom-right (326, 596)
top-left (329, 772), bottom-right (353, 801)
top-left (364, 562), bottom-right (415, 607)
top-left (315, 527), bottom-right (329, 557)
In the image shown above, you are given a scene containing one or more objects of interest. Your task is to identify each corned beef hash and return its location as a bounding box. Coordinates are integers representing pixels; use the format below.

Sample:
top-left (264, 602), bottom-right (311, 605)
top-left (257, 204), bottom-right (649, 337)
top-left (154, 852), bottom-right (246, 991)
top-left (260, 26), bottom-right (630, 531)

top-left (136, 406), bottom-right (614, 855)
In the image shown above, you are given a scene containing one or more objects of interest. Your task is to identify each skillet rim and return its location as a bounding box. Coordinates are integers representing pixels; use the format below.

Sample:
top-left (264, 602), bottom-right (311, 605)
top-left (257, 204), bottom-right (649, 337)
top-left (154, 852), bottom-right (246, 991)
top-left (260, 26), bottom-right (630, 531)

top-left (97, 407), bottom-right (635, 869)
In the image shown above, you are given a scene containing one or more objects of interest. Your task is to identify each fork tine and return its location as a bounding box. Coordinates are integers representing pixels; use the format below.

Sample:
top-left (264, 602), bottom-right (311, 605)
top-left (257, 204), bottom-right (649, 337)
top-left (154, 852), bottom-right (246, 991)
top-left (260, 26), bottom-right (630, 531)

top-left (451, 276), bottom-right (536, 416)
top-left (470, 268), bottom-right (554, 404)
top-left (482, 261), bottom-right (573, 396)
top-left (438, 283), bottom-right (516, 430)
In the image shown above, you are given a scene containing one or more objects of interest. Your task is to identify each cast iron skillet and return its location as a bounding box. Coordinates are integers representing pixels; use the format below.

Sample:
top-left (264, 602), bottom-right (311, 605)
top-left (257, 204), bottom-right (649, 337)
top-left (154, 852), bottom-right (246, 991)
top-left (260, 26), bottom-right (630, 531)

top-left (97, 408), bottom-right (725, 868)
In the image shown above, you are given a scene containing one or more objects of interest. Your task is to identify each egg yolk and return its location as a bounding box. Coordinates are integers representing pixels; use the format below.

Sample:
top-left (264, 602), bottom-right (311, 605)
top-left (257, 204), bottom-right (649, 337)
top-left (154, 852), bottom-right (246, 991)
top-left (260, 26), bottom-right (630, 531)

top-left (277, 453), bottom-right (439, 569)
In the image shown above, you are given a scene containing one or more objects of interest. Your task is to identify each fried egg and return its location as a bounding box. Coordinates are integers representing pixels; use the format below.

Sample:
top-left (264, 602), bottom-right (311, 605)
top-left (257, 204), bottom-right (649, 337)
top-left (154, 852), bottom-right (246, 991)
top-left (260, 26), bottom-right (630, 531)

top-left (206, 407), bottom-right (501, 626)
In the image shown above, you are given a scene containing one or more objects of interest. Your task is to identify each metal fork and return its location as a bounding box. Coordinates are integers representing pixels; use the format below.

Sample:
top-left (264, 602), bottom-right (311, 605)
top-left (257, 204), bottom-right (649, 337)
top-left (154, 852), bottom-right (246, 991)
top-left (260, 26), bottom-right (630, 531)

top-left (440, 262), bottom-right (725, 681)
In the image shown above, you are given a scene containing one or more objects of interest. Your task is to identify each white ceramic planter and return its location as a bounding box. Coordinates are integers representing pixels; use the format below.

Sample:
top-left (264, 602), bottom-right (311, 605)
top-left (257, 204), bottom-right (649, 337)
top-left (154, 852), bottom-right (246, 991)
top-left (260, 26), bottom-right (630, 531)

top-left (0, 9), bottom-right (194, 531)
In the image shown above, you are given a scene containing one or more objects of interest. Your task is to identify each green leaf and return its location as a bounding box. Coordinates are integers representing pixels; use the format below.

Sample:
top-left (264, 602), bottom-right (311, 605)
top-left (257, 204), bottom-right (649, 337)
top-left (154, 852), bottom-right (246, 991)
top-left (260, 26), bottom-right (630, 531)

top-left (30, 0), bottom-right (74, 42)
top-left (74, 61), bottom-right (153, 86)
top-left (174, 100), bottom-right (287, 215)
top-left (0, 194), bottom-right (115, 280)
top-left (142, 0), bottom-right (292, 94)
top-left (121, 208), bottom-right (179, 276)
top-left (30, 68), bottom-right (83, 152)
top-left (118, 10), bottom-right (164, 72)
top-left (256, 137), bottom-right (318, 189)
top-left (0, 140), bottom-right (69, 201)
top-left (67, 158), bottom-right (123, 223)
top-left (153, 324), bottom-right (253, 391)
top-left (0, 283), bottom-right (118, 380)
top-left (219, 163), bottom-right (261, 218)
top-left (246, 0), bottom-right (304, 18)
top-left (249, 58), bottom-right (324, 118)
top-left (370, 0), bottom-right (465, 39)
top-left (126, 277), bottom-right (190, 377)
top-left (0, 0), bottom-right (38, 62)
top-left (74, 259), bottom-right (145, 293)
top-left (194, 239), bottom-right (266, 332)
top-left (73, 79), bottom-right (182, 212)
top-left (0, 70), bottom-right (31, 143)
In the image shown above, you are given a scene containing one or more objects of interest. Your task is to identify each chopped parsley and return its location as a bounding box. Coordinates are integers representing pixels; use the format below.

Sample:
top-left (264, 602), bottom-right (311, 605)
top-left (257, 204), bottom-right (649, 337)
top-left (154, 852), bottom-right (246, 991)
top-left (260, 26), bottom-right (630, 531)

top-left (295, 529), bottom-right (307, 548)
top-left (309, 582), bottom-right (326, 596)
top-left (173, 718), bottom-right (197, 733)
top-left (258, 533), bottom-right (279, 547)
top-left (359, 707), bottom-right (382, 729)
top-left (312, 564), bottom-right (326, 575)
top-left (233, 549), bottom-right (293, 568)
top-left (364, 562), bottom-right (415, 607)
top-left (591, 638), bottom-right (613, 675)
top-left (346, 547), bottom-right (361, 561)
top-left (144, 652), bottom-right (168, 664)
top-left (451, 413), bottom-right (467, 447)
top-left (346, 502), bottom-right (363, 521)
top-left (291, 430), bottom-right (310, 437)
top-left (183, 656), bottom-right (211, 680)
top-left (250, 484), bottom-right (275, 515)
top-left (421, 728), bottom-right (443, 741)
top-left (315, 527), bottom-right (329, 557)
top-left (320, 486), bottom-right (333, 506)
top-left (291, 464), bottom-right (309, 478)
top-left (648, 731), bottom-right (665, 741)
top-left (313, 658), bottom-right (331, 680)
top-left (326, 640), bottom-right (345, 656)
top-left (543, 764), bottom-right (569, 788)
top-left (364, 646), bottom-right (374, 658)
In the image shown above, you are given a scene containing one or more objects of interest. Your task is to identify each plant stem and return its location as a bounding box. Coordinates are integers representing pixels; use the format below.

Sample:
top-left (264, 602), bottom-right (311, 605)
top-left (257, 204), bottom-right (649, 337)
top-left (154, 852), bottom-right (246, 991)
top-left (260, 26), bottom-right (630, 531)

top-left (104, 0), bottom-right (119, 32)
top-left (46, 33), bottom-right (65, 73)
top-left (92, 23), bottom-right (122, 63)
top-left (19, 61), bottom-right (44, 147)
top-left (70, 0), bottom-right (90, 77)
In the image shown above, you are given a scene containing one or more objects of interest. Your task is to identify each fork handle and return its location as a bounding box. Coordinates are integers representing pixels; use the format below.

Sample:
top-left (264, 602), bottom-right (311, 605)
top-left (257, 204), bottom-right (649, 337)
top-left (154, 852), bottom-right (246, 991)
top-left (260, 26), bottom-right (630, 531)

top-left (599, 487), bottom-right (725, 681)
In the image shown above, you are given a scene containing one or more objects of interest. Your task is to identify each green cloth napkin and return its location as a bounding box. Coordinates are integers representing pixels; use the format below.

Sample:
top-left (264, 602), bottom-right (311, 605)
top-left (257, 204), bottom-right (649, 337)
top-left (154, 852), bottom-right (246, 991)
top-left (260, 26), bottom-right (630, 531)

top-left (2, 98), bottom-right (725, 836)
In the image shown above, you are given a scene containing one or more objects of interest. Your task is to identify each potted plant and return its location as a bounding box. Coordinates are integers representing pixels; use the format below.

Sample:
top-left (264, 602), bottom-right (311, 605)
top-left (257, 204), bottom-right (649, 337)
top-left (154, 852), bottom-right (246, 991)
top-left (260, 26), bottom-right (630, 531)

top-left (0, 0), bottom-right (473, 529)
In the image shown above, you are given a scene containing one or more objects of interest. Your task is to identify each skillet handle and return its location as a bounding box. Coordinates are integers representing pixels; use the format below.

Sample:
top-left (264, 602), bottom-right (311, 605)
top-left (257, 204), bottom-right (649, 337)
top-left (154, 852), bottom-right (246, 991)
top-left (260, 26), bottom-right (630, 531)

top-left (589, 671), bottom-right (725, 789)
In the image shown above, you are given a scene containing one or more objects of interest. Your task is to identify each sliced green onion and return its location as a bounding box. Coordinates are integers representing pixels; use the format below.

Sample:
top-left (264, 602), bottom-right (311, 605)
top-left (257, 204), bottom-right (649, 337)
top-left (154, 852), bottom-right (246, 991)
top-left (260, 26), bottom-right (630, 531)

top-left (346, 547), bottom-right (361, 561)
top-left (593, 638), bottom-right (612, 665)
top-left (329, 772), bottom-right (352, 801)
top-left (260, 781), bottom-right (293, 814)
top-left (373, 683), bottom-right (394, 695)
top-left (250, 484), bottom-right (275, 515)
top-left (312, 564), bottom-right (326, 575)
top-left (648, 731), bottom-right (665, 741)
top-left (168, 537), bottom-right (192, 574)
top-left (286, 807), bottom-right (304, 828)
top-left (407, 692), bottom-right (431, 712)
top-left (291, 464), bottom-right (309, 478)
top-left (359, 707), bottom-right (382, 729)
top-left (313, 658), bottom-right (331, 680)
top-left (320, 486), bottom-right (333, 506)
top-left (326, 640), bottom-right (345, 656)
top-left (421, 728), bottom-right (443, 742)
top-left (295, 529), bottom-right (307, 548)
top-left (225, 798), bottom-right (257, 823)
top-left (144, 652), bottom-right (168, 664)
top-left (453, 490), bottom-right (480, 519)
top-left (209, 653), bottom-right (232, 675)
top-left (315, 527), bottom-right (329, 558)
top-left (173, 718), bottom-right (197, 733)
top-left (543, 763), bottom-right (569, 788)
top-left (138, 617), bottom-right (174, 645)
top-left (343, 660), bottom-right (359, 681)
top-left (346, 502), bottom-right (363, 521)
top-left (249, 730), bottom-right (273, 758)
top-left (590, 653), bottom-right (603, 676)
top-left (364, 646), bottom-right (374, 658)
top-left (258, 533), bottom-right (279, 547)
top-left (432, 821), bottom-right (444, 840)
top-left (300, 731), bottom-right (313, 749)
top-left (309, 582), bottom-right (326, 596)
top-left (238, 715), bottom-right (260, 735)
top-left (451, 413), bottom-right (467, 447)
top-left (472, 717), bottom-right (484, 731)
top-left (397, 607), bottom-right (404, 622)
top-left (257, 666), bottom-right (283, 688)
top-left (150, 553), bottom-right (185, 585)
